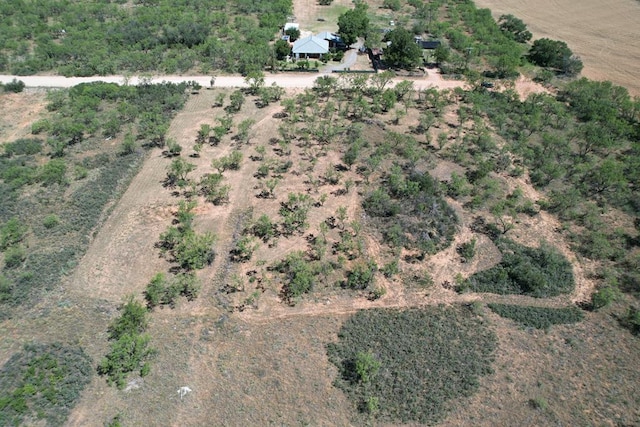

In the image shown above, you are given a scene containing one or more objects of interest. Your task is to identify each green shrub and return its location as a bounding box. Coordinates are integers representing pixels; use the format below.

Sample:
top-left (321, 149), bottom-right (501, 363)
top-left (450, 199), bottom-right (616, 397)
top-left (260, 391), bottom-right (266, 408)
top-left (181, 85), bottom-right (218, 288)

top-left (591, 285), bottom-right (620, 310)
top-left (38, 159), bottom-right (68, 186)
top-left (461, 239), bottom-right (575, 297)
top-left (144, 272), bottom-right (200, 309)
top-left (43, 214), bottom-right (60, 229)
top-left (0, 343), bottom-right (92, 426)
top-left (3, 138), bottom-right (43, 157)
top-left (0, 218), bottom-right (28, 250)
top-left (275, 251), bottom-right (317, 303)
top-left (327, 306), bottom-right (496, 424)
top-left (620, 306), bottom-right (640, 335)
top-left (364, 172), bottom-right (458, 255)
top-left (0, 274), bottom-right (11, 303)
top-left (4, 246), bottom-right (26, 269)
top-left (346, 259), bottom-right (378, 290)
top-left (98, 297), bottom-right (154, 388)
top-left (4, 78), bottom-right (25, 93)
top-left (487, 303), bottom-right (584, 330)
top-left (457, 238), bottom-right (477, 262)
top-left (381, 260), bottom-right (399, 278)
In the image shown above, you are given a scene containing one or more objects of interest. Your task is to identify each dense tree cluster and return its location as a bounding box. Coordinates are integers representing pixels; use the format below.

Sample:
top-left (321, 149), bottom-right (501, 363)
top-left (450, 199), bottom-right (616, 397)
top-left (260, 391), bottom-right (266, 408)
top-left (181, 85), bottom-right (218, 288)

top-left (529, 38), bottom-right (583, 75)
top-left (0, 0), bottom-right (292, 76)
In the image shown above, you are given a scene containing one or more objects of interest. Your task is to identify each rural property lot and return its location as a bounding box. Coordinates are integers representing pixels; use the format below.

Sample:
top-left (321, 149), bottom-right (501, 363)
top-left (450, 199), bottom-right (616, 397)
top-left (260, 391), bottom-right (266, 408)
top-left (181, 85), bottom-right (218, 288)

top-left (1, 0), bottom-right (639, 425)
top-left (474, 0), bottom-right (640, 95)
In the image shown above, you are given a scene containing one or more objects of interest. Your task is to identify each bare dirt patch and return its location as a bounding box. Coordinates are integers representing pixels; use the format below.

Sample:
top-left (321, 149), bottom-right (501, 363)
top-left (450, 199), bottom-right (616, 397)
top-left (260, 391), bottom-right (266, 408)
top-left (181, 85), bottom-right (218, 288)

top-left (292, 0), bottom-right (352, 34)
top-left (474, 0), bottom-right (640, 96)
top-left (0, 90), bottom-right (48, 142)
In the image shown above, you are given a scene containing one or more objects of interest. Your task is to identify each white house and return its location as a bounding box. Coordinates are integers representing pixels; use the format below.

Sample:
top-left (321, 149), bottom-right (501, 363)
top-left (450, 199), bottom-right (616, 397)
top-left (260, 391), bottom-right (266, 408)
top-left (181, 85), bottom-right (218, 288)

top-left (292, 35), bottom-right (329, 59)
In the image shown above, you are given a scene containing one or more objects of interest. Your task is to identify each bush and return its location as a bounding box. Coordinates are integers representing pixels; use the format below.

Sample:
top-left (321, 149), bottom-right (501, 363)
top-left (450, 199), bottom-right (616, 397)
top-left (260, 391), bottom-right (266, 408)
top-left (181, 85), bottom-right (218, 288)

top-left (43, 214), bottom-right (60, 229)
top-left (3, 246), bottom-right (26, 269)
top-left (487, 303), bottom-right (584, 330)
top-left (0, 343), bottom-right (92, 426)
top-left (327, 306), bottom-right (496, 424)
top-left (38, 159), bottom-right (68, 186)
top-left (461, 239), bottom-right (575, 297)
top-left (275, 251), bottom-right (317, 303)
top-left (365, 172), bottom-right (458, 255)
top-left (0, 218), bottom-right (28, 250)
top-left (3, 138), bottom-right (43, 157)
top-left (591, 285), bottom-right (620, 310)
top-left (457, 238), bottom-right (477, 262)
top-left (346, 259), bottom-right (378, 290)
top-left (3, 78), bottom-right (25, 93)
top-left (620, 306), bottom-right (640, 335)
top-left (98, 297), bottom-right (154, 388)
top-left (144, 272), bottom-right (201, 309)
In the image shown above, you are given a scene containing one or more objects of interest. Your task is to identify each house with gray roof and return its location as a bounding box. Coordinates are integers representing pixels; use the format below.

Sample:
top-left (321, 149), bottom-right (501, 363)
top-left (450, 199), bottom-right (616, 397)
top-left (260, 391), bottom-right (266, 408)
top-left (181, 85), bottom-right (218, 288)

top-left (292, 35), bottom-right (329, 59)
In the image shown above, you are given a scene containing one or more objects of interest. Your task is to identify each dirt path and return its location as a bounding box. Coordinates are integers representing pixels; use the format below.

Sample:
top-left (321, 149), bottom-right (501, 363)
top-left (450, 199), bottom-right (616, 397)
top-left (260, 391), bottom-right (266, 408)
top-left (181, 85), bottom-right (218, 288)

top-left (0, 72), bottom-right (467, 91)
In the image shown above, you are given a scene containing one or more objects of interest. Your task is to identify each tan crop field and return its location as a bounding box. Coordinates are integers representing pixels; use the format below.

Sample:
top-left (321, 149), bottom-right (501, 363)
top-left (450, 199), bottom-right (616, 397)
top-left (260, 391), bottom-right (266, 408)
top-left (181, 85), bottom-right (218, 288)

top-left (474, 0), bottom-right (640, 95)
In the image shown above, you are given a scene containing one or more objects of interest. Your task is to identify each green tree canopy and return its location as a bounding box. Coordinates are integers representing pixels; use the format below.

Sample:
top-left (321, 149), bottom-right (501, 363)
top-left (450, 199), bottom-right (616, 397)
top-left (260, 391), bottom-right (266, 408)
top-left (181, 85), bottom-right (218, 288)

top-left (383, 28), bottom-right (423, 70)
top-left (498, 14), bottom-right (532, 43)
top-left (528, 38), bottom-right (582, 75)
top-left (338, 2), bottom-right (369, 46)
top-left (274, 39), bottom-right (291, 60)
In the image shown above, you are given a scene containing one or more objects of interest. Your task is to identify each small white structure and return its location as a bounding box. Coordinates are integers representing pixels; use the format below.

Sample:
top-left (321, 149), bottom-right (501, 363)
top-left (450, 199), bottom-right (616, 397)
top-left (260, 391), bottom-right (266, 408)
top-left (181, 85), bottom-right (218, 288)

top-left (284, 22), bottom-right (299, 33)
top-left (316, 31), bottom-right (339, 42)
top-left (292, 35), bottom-right (329, 59)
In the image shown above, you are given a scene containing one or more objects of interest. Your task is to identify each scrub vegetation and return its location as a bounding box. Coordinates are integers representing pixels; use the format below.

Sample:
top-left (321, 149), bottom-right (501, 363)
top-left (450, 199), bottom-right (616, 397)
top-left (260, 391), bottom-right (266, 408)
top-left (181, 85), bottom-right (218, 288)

top-left (0, 0), bottom-right (639, 425)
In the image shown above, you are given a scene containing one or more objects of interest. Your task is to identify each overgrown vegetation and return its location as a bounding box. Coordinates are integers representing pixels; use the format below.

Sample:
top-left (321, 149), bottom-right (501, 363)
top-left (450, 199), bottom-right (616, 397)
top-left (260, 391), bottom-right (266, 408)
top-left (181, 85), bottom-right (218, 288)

top-left (0, 0), bottom-right (292, 76)
top-left (363, 168), bottom-right (458, 257)
top-left (327, 306), bottom-right (496, 424)
top-left (0, 343), bottom-right (92, 426)
top-left (487, 303), bottom-right (584, 330)
top-left (459, 239), bottom-right (574, 297)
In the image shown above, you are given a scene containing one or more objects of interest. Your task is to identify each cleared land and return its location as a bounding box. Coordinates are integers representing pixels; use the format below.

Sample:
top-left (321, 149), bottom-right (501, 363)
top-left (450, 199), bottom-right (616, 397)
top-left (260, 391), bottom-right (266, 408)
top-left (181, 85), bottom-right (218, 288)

top-left (474, 0), bottom-right (640, 95)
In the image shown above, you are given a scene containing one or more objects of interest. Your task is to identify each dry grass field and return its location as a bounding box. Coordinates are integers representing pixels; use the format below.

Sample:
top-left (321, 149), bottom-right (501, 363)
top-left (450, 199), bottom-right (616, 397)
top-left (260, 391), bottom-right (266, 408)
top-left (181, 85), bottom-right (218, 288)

top-left (474, 0), bottom-right (640, 95)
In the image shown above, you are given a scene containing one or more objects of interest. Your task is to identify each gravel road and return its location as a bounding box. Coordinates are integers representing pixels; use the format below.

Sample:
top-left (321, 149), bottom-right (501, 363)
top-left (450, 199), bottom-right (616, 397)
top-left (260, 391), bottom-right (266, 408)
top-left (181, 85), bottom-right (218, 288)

top-left (0, 71), bottom-right (465, 90)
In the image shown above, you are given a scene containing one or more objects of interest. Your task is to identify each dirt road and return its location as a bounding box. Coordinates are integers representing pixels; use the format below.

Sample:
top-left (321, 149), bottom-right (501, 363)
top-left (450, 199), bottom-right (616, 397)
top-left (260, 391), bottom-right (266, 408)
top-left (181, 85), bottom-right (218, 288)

top-left (0, 71), bottom-right (466, 90)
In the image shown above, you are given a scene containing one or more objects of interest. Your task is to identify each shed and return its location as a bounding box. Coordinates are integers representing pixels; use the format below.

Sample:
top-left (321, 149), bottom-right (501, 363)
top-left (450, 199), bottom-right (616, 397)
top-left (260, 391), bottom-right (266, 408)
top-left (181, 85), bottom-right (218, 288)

top-left (292, 35), bottom-right (329, 59)
top-left (316, 31), bottom-right (346, 49)
top-left (284, 23), bottom-right (299, 34)
top-left (418, 40), bottom-right (441, 49)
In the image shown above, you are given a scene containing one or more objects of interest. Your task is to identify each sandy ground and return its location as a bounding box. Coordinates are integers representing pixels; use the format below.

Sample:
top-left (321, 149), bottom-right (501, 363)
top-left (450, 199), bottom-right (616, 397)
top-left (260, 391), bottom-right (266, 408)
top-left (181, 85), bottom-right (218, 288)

top-left (474, 0), bottom-right (640, 96)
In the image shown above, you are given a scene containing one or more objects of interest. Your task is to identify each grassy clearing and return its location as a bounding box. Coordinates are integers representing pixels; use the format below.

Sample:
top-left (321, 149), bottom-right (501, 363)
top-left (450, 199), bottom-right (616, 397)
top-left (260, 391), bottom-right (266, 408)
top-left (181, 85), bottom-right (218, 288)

top-left (327, 305), bottom-right (496, 424)
top-left (459, 239), bottom-right (575, 297)
top-left (0, 343), bottom-right (92, 427)
top-left (488, 303), bottom-right (584, 330)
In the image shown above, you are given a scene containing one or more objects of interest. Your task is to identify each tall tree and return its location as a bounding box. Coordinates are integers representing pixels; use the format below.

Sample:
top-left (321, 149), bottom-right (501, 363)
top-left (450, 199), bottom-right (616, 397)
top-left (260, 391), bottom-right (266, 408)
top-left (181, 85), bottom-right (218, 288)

top-left (498, 14), bottom-right (532, 43)
top-left (528, 38), bottom-right (582, 75)
top-left (337, 2), bottom-right (369, 46)
top-left (384, 28), bottom-right (423, 70)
